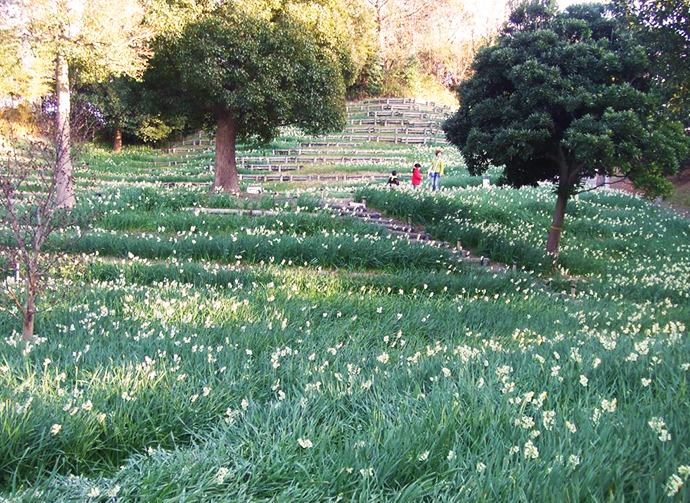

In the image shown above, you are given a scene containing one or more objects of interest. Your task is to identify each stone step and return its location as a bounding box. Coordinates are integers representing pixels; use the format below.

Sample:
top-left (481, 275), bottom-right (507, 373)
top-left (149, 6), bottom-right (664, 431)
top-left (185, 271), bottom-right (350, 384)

top-left (387, 229), bottom-right (432, 241)
top-left (298, 142), bottom-right (361, 148)
top-left (346, 212), bottom-right (384, 220)
top-left (336, 201), bottom-right (505, 271)
top-left (382, 224), bottom-right (415, 232)
top-left (238, 164), bottom-right (303, 172)
top-left (355, 216), bottom-right (402, 225)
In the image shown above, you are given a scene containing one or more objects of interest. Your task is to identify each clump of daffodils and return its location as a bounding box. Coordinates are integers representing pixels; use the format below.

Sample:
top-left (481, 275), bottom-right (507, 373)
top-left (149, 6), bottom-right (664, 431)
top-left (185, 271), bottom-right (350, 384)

top-left (666, 466), bottom-right (690, 497)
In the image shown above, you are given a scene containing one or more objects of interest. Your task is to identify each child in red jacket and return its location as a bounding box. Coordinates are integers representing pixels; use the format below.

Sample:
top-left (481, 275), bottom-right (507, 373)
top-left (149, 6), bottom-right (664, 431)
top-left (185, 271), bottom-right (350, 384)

top-left (411, 163), bottom-right (423, 189)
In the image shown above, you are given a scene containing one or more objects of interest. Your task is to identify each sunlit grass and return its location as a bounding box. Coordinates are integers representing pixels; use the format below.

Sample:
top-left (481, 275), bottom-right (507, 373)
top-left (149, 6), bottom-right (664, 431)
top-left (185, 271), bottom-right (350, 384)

top-left (2, 120), bottom-right (690, 502)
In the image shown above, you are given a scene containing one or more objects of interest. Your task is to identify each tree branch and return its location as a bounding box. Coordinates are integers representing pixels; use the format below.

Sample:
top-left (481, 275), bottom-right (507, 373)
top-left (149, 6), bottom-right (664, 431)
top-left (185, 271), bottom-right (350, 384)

top-left (575, 176), bottom-right (630, 195)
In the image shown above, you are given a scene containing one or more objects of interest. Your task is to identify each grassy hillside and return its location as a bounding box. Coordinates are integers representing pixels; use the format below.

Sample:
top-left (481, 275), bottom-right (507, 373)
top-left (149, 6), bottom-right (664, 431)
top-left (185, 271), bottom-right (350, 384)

top-left (665, 169), bottom-right (690, 213)
top-left (1, 99), bottom-right (689, 502)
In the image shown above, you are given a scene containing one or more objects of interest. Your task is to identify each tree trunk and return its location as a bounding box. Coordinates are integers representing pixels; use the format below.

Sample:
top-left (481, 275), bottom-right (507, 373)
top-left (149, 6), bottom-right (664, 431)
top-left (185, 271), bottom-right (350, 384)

top-left (213, 112), bottom-right (240, 193)
top-left (113, 128), bottom-right (122, 152)
top-left (55, 52), bottom-right (76, 209)
top-left (546, 190), bottom-right (569, 258)
top-left (22, 284), bottom-right (36, 341)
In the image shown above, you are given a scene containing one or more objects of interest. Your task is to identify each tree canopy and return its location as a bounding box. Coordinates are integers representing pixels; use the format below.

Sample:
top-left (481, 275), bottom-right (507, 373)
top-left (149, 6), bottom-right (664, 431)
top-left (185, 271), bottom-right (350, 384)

top-left (443, 1), bottom-right (690, 257)
top-left (0, 0), bottom-right (154, 207)
top-left (144, 1), bottom-right (347, 193)
top-left (610, 0), bottom-right (690, 122)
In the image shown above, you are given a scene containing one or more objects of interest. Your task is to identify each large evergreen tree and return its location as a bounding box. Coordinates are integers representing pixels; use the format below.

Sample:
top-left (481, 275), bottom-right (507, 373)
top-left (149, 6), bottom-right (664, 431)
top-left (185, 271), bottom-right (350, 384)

top-left (144, 3), bottom-right (347, 194)
top-left (443, 1), bottom-right (690, 258)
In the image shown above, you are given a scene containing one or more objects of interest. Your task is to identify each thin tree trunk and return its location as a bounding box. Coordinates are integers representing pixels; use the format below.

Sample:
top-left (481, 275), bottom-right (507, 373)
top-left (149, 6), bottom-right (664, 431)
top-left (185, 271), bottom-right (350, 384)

top-left (22, 281), bottom-right (36, 341)
top-left (546, 190), bottom-right (569, 257)
top-left (113, 128), bottom-right (122, 152)
top-left (55, 52), bottom-right (76, 209)
top-left (213, 112), bottom-right (240, 193)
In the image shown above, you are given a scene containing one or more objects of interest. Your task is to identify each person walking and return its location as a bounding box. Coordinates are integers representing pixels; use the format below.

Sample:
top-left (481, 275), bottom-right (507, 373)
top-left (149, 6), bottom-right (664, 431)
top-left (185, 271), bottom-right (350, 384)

top-left (411, 163), bottom-right (422, 189)
top-left (429, 150), bottom-right (445, 191)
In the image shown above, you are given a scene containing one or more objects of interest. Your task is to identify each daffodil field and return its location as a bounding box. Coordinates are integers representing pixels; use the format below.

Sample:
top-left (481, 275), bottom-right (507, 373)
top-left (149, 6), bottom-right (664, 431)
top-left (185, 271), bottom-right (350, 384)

top-left (1, 131), bottom-right (690, 501)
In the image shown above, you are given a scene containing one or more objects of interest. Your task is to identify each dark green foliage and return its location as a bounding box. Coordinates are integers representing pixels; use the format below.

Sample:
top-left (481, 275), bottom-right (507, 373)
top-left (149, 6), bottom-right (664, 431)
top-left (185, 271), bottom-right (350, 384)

top-left (348, 53), bottom-right (384, 99)
top-left (72, 77), bottom-right (182, 147)
top-left (443, 2), bottom-right (689, 198)
top-left (143, 5), bottom-right (347, 145)
top-left (611, 0), bottom-right (690, 123)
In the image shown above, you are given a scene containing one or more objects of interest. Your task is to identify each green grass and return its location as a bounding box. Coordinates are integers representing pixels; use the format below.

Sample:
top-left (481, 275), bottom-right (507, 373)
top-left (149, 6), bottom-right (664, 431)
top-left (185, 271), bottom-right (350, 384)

top-left (2, 256), bottom-right (689, 500)
top-left (2, 112), bottom-right (690, 502)
top-left (665, 181), bottom-right (690, 211)
top-left (357, 185), bottom-right (690, 283)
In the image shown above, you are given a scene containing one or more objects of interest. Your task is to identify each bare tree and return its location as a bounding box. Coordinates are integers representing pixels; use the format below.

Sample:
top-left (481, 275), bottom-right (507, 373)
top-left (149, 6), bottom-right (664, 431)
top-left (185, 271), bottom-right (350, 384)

top-left (0, 105), bottom-right (93, 340)
top-left (364, 0), bottom-right (505, 86)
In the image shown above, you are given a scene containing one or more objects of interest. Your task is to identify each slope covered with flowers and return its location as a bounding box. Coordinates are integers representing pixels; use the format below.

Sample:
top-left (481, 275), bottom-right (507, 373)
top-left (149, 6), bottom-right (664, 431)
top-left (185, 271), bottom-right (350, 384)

top-left (1, 119), bottom-right (689, 501)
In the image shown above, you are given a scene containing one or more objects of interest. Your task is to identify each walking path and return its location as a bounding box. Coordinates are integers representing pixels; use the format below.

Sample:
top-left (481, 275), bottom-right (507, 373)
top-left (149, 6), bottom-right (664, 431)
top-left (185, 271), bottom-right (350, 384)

top-left (661, 201), bottom-right (690, 220)
top-left (326, 200), bottom-right (509, 274)
top-left (191, 200), bottom-right (509, 274)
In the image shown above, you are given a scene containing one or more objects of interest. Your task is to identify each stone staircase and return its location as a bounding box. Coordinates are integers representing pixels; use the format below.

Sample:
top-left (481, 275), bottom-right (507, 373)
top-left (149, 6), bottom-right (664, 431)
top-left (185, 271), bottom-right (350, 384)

top-left (187, 196), bottom-right (507, 274)
top-left (156, 98), bottom-right (451, 175)
top-left (325, 199), bottom-right (508, 273)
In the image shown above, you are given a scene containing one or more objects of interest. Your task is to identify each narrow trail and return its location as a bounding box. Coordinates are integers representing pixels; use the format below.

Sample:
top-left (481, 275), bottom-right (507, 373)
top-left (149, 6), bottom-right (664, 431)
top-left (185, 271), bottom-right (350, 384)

top-left (183, 202), bottom-right (587, 302)
top-left (661, 202), bottom-right (690, 220)
top-left (189, 201), bottom-right (509, 274)
top-left (324, 199), bottom-right (510, 274)
top-left (324, 201), bottom-right (580, 302)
